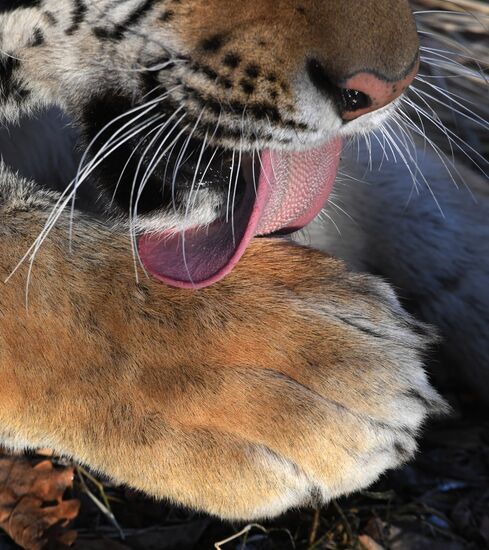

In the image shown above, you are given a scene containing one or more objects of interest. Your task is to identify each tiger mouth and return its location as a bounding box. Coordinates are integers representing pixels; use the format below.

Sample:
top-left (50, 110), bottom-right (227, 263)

top-left (137, 136), bottom-right (342, 289)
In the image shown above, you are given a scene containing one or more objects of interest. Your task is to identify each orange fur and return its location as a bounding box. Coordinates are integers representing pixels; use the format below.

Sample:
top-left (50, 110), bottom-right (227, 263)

top-left (0, 0), bottom-right (445, 520)
top-left (0, 197), bottom-right (446, 519)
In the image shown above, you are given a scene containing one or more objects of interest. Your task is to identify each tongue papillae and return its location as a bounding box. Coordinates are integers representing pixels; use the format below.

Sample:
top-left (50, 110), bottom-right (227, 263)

top-left (138, 138), bottom-right (342, 289)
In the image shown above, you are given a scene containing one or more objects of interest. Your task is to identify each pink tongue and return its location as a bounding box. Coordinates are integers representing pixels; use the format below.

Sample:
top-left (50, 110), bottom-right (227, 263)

top-left (138, 138), bottom-right (342, 289)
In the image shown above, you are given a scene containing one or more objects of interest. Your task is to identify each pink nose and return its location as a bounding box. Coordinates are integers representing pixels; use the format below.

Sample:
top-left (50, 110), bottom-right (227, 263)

top-left (339, 59), bottom-right (420, 121)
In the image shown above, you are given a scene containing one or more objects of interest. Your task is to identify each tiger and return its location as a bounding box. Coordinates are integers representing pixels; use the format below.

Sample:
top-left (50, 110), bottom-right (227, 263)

top-left (0, 0), bottom-right (464, 520)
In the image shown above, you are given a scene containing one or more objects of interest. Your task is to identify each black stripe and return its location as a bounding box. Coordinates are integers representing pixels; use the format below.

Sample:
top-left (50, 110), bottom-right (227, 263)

top-left (65, 0), bottom-right (87, 35)
top-left (43, 11), bottom-right (58, 26)
top-left (121, 0), bottom-right (159, 29)
top-left (0, 55), bottom-right (29, 102)
top-left (93, 0), bottom-right (159, 41)
top-left (0, 0), bottom-right (41, 13)
top-left (30, 27), bottom-right (45, 47)
top-left (0, 56), bottom-right (20, 96)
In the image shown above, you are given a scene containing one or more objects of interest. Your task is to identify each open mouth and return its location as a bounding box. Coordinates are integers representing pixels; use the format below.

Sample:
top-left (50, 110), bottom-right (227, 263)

top-left (138, 138), bottom-right (342, 289)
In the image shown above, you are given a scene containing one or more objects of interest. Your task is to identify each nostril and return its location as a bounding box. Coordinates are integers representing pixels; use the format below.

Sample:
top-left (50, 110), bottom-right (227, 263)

top-left (306, 55), bottom-right (419, 122)
top-left (306, 58), bottom-right (372, 120)
top-left (338, 88), bottom-right (371, 113)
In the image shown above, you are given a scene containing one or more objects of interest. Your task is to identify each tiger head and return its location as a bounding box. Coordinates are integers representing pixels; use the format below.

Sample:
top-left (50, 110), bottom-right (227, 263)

top-left (3, 0), bottom-right (419, 287)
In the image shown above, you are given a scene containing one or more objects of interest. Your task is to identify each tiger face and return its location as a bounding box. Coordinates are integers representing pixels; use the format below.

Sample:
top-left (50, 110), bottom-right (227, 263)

top-left (0, 0), bottom-right (419, 287)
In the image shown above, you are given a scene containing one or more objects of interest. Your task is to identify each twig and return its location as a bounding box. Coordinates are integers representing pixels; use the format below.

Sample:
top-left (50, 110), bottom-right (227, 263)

top-left (76, 467), bottom-right (125, 541)
top-left (332, 500), bottom-right (357, 548)
top-left (308, 507), bottom-right (321, 546)
top-left (214, 524), bottom-right (268, 549)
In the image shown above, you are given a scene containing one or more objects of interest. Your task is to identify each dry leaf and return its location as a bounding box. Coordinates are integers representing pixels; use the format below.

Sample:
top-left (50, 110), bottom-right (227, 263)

top-left (0, 456), bottom-right (80, 550)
